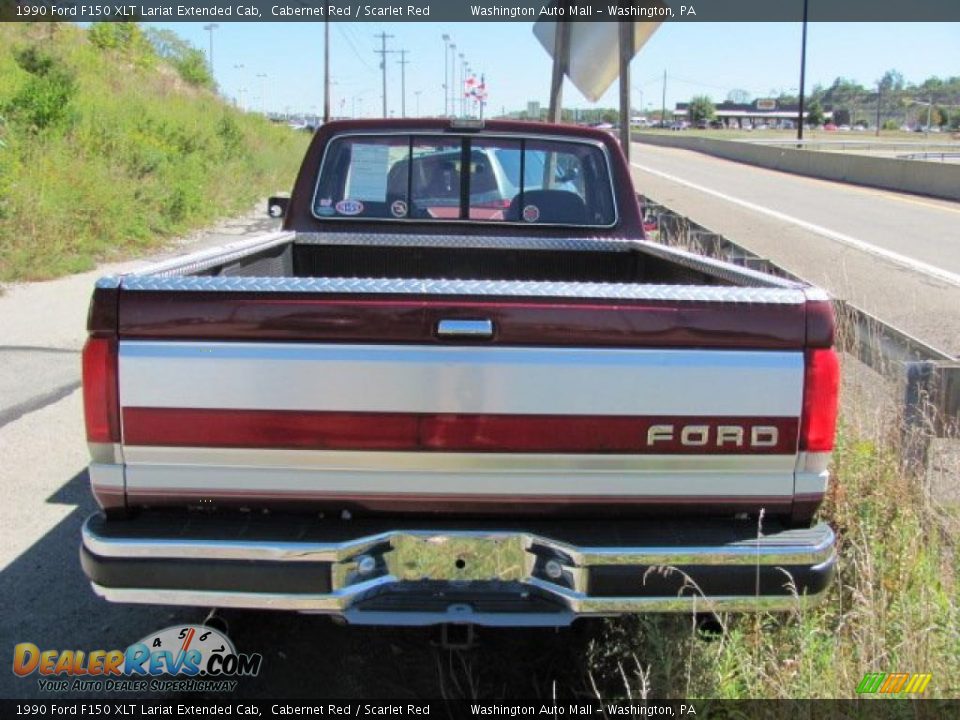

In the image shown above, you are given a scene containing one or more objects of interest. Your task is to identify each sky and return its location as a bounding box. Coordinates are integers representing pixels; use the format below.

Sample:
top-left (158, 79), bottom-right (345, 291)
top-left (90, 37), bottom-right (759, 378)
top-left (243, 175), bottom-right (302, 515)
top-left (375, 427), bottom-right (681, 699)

top-left (141, 22), bottom-right (960, 117)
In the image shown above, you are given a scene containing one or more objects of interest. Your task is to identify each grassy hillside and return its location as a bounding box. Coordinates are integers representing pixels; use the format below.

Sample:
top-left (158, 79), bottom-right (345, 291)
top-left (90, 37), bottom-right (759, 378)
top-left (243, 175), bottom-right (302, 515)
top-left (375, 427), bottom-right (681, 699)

top-left (0, 23), bottom-right (309, 282)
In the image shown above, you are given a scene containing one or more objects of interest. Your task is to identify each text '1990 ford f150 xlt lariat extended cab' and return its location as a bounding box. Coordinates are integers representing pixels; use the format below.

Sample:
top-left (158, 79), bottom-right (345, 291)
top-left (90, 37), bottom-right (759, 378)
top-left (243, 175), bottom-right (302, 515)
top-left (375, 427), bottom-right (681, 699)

top-left (80, 119), bottom-right (839, 626)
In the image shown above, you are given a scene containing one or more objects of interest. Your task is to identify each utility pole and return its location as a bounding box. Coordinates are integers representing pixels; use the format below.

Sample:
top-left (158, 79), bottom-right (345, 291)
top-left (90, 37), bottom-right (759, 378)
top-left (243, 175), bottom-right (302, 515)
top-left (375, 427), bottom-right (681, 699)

top-left (203, 23), bottom-right (219, 76)
top-left (396, 50), bottom-right (410, 118)
top-left (323, 20), bottom-right (331, 124)
top-left (660, 69), bottom-right (667, 127)
top-left (797, 0), bottom-right (809, 142)
top-left (373, 32), bottom-right (395, 118)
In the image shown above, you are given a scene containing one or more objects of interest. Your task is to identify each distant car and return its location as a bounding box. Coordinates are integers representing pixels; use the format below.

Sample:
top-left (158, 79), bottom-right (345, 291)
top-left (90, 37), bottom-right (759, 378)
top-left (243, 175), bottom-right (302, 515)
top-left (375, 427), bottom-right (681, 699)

top-left (696, 119), bottom-right (709, 130)
top-left (838, 125), bottom-right (852, 132)
top-left (669, 121), bottom-right (688, 131)
top-left (709, 120), bottom-right (724, 129)
top-left (823, 123), bottom-right (838, 132)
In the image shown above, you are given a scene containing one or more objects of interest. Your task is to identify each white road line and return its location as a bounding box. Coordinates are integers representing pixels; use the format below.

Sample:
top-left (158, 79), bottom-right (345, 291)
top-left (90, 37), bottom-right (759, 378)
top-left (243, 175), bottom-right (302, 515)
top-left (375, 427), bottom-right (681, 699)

top-left (631, 160), bottom-right (960, 288)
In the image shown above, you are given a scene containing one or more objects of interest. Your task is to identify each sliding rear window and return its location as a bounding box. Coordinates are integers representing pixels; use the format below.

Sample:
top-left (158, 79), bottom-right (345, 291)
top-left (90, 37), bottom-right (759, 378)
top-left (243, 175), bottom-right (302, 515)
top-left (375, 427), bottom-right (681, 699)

top-left (312, 134), bottom-right (616, 227)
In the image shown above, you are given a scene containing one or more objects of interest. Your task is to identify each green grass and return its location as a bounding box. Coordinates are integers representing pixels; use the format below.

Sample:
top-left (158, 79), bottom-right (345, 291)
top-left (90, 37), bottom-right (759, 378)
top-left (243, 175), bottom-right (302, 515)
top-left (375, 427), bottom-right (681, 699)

top-left (0, 23), bottom-right (309, 282)
top-left (583, 421), bottom-right (959, 699)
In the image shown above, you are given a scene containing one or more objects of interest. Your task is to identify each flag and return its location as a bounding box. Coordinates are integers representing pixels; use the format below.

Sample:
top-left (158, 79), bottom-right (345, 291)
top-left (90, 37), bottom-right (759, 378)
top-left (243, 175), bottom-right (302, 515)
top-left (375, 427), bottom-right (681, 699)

top-left (470, 75), bottom-right (488, 103)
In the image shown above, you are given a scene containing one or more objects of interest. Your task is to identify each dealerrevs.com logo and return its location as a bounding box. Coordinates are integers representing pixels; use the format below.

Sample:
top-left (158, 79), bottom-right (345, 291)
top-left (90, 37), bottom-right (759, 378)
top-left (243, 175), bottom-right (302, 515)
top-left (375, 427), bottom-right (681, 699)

top-left (13, 624), bottom-right (263, 693)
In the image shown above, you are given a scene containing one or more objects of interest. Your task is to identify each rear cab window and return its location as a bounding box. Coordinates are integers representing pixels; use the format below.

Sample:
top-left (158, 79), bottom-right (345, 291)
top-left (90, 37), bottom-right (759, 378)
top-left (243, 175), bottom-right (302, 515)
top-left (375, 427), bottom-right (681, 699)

top-left (313, 133), bottom-right (617, 227)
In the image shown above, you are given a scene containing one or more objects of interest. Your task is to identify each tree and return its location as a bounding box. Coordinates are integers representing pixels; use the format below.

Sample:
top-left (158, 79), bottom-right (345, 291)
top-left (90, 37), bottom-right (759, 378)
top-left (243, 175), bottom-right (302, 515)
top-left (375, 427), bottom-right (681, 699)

top-left (88, 22), bottom-right (156, 68)
top-left (833, 108), bottom-right (851, 126)
top-left (806, 99), bottom-right (825, 126)
top-left (601, 109), bottom-right (619, 125)
top-left (726, 88), bottom-right (751, 104)
top-left (4, 47), bottom-right (77, 133)
top-left (687, 95), bottom-right (715, 123)
top-left (878, 69), bottom-right (905, 93)
top-left (144, 28), bottom-right (215, 90)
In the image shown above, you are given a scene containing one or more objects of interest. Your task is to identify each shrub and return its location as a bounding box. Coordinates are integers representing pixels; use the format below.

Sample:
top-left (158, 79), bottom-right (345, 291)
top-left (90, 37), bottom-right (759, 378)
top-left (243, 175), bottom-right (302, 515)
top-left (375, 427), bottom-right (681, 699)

top-left (4, 47), bottom-right (76, 133)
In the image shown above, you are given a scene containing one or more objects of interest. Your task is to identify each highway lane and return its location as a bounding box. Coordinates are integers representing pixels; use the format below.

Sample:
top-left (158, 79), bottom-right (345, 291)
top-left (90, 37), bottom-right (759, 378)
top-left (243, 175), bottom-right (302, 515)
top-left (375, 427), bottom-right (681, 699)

top-left (631, 141), bottom-right (960, 356)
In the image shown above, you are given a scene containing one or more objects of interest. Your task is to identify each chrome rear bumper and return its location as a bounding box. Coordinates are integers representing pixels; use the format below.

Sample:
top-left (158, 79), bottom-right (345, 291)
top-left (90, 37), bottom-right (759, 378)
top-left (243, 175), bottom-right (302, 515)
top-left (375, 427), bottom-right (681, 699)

top-left (81, 513), bottom-right (835, 626)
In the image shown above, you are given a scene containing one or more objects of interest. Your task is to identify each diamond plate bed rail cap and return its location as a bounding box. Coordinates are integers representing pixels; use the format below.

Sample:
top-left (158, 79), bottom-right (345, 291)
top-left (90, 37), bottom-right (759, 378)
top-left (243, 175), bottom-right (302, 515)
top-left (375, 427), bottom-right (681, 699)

top-left (118, 274), bottom-right (807, 304)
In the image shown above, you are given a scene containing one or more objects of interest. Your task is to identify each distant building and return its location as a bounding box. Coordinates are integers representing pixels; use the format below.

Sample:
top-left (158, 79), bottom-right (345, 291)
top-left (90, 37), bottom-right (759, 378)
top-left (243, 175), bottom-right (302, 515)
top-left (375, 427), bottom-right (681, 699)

top-left (526, 101), bottom-right (542, 120)
top-left (673, 100), bottom-right (833, 128)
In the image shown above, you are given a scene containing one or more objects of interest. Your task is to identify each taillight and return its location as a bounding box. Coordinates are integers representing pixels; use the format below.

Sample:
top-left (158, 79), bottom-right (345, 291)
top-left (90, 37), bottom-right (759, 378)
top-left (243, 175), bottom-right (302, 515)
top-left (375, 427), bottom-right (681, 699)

top-left (800, 348), bottom-right (839, 452)
top-left (82, 337), bottom-right (120, 444)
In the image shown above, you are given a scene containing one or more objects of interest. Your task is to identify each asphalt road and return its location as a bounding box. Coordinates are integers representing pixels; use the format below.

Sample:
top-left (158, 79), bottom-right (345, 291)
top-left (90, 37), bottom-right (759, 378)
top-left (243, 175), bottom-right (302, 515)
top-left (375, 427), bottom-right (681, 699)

top-left (631, 141), bottom-right (960, 356)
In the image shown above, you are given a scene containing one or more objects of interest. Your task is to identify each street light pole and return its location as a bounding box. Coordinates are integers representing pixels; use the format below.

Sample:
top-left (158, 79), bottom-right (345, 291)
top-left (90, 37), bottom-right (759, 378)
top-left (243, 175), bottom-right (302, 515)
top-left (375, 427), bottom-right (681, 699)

top-left (797, 0), bottom-right (809, 142)
top-left (449, 43), bottom-right (457, 117)
top-left (256, 73), bottom-right (267, 114)
top-left (441, 34), bottom-right (451, 117)
top-left (233, 63), bottom-right (245, 109)
top-left (660, 69), bottom-right (667, 127)
top-left (459, 54), bottom-right (466, 117)
top-left (397, 50), bottom-right (409, 118)
top-left (875, 82), bottom-right (882, 137)
top-left (203, 23), bottom-right (219, 76)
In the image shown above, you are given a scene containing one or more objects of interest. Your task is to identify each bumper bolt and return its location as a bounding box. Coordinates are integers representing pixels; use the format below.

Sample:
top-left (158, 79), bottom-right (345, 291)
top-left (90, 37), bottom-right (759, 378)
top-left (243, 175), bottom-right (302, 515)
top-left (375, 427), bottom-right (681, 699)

top-left (356, 554), bottom-right (377, 576)
top-left (544, 559), bottom-right (564, 581)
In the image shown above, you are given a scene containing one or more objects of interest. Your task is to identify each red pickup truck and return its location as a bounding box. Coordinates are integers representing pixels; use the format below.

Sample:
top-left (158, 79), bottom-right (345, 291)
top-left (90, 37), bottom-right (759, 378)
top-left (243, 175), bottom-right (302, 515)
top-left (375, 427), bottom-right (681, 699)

top-left (80, 119), bottom-right (839, 626)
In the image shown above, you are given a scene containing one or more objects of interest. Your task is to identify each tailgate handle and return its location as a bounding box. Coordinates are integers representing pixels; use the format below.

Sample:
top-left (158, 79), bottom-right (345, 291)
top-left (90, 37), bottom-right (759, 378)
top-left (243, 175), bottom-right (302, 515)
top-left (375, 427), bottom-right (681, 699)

top-left (436, 319), bottom-right (494, 339)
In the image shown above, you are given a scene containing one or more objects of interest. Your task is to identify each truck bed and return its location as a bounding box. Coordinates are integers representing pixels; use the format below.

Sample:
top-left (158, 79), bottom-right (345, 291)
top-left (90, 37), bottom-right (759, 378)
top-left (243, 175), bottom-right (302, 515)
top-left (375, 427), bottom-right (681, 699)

top-left (79, 119), bottom-right (839, 624)
top-left (142, 230), bottom-right (783, 287)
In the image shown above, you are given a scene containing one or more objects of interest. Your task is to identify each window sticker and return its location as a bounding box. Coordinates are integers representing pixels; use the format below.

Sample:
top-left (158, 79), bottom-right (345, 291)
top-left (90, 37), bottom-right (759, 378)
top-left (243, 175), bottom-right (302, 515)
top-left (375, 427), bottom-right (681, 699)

top-left (522, 204), bottom-right (540, 223)
top-left (347, 144), bottom-right (390, 201)
top-left (335, 199), bottom-right (364, 216)
top-left (390, 199), bottom-right (408, 218)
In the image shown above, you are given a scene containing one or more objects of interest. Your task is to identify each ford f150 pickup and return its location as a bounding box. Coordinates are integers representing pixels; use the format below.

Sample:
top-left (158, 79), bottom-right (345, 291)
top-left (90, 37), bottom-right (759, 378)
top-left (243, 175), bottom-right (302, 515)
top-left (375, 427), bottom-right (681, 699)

top-left (80, 119), bottom-right (839, 626)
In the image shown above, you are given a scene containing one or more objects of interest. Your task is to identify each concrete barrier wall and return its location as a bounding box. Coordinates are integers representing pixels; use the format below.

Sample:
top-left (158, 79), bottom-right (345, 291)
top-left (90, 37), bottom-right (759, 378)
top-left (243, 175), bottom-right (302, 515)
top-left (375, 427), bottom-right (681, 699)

top-left (633, 134), bottom-right (960, 202)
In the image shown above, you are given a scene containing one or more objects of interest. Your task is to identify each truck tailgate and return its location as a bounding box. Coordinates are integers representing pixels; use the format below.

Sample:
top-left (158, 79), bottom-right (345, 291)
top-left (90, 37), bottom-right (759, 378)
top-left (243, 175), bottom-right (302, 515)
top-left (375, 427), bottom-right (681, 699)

top-left (86, 275), bottom-right (834, 520)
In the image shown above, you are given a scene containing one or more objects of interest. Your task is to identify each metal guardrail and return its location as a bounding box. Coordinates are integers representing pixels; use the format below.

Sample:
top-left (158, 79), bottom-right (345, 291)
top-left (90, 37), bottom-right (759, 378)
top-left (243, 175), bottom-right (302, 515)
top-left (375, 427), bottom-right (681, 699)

top-left (642, 197), bottom-right (960, 472)
top-left (896, 152), bottom-right (960, 162)
top-left (746, 139), bottom-right (960, 153)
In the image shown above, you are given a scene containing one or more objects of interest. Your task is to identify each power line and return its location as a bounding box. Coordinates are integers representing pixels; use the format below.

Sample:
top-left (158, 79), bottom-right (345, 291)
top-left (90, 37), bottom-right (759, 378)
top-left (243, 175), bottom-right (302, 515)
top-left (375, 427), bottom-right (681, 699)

top-left (336, 24), bottom-right (373, 71)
